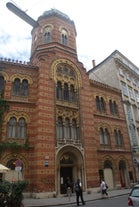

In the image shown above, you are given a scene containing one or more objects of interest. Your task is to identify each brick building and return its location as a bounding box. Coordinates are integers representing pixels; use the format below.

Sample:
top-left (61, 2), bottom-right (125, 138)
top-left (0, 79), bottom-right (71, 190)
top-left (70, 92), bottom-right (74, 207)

top-left (0, 9), bottom-right (135, 197)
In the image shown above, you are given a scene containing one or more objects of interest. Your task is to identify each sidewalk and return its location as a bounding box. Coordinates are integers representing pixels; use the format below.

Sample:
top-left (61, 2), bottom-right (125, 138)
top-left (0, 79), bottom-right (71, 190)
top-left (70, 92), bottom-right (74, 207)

top-left (23, 188), bottom-right (131, 207)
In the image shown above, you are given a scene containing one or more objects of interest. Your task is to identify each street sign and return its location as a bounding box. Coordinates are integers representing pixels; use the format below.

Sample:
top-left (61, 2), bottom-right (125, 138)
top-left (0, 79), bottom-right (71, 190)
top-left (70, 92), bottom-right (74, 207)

top-left (133, 158), bottom-right (138, 166)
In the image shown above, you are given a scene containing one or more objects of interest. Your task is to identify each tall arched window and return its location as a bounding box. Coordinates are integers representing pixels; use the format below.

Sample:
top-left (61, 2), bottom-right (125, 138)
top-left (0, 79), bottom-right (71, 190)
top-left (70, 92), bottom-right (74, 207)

top-left (0, 76), bottom-right (4, 97)
top-left (71, 119), bottom-right (77, 139)
top-left (7, 117), bottom-right (27, 139)
top-left (57, 81), bottom-right (62, 100)
top-left (8, 117), bottom-right (17, 138)
top-left (96, 96), bottom-right (106, 112)
top-left (13, 78), bottom-right (20, 96)
top-left (18, 118), bottom-right (26, 138)
top-left (21, 79), bottom-right (28, 96)
top-left (104, 128), bottom-right (110, 144)
top-left (44, 32), bottom-right (51, 43)
top-left (64, 118), bottom-right (70, 139)
top-left (100, 97), bottom-right (106, 112)
top-left (99, 127), bottom-right (104, 144)
top-left (113, 101), bottom-right (118, 114)
top-left (69, 85), bottom-right (75, 102)
top-left (64, 83), bottom-right (69, 101)
top-left (109, 100), bottom-right (118, 115)
top-left (56, 117), bottom-right (63, 139)
top-left (114, 129), bottom-right (123, 146)
top-left (99, 127), bottom-right (110, 145)
top-left (62, 34), bottom-right (67, 45)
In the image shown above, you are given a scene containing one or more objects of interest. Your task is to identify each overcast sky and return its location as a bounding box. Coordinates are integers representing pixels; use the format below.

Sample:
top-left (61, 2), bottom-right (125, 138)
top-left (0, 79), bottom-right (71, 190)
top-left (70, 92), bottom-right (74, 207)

top-left (0, 0), bottom-right (139, 70)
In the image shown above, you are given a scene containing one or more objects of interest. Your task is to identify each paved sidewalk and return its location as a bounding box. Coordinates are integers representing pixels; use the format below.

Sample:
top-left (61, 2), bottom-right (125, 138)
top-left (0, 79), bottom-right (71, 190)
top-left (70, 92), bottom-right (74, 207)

top-left (23, 188), bottom-right (131, 207)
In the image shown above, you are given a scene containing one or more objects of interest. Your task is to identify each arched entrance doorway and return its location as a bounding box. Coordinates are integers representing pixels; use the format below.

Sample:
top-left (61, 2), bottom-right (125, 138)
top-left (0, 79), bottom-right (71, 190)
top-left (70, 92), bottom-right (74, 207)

top-left (56, 145), bottom-right (85, 195)
top-left (103, 160), bottom-right (114, 189)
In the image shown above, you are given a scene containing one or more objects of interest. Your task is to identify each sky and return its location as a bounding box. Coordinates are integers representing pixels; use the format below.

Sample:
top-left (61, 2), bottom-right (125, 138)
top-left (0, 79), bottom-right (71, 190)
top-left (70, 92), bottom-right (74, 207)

top-left (0, 0), bottom-right (139, 71)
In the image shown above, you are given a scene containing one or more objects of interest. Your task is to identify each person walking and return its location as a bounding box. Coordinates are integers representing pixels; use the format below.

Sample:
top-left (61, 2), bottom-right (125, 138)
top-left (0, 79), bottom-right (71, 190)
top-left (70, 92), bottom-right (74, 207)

top-left (100, 179), bottom-right (109, 198)
top-left (65, 177), bottom-right (72, 201)
top-left (75, 178), bottom-right (85, 206)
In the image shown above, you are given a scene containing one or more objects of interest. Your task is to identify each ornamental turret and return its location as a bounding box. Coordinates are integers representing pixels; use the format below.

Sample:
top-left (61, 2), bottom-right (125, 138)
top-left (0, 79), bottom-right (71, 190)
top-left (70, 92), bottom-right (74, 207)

top-left (30, 9), bottom-right (77, 60)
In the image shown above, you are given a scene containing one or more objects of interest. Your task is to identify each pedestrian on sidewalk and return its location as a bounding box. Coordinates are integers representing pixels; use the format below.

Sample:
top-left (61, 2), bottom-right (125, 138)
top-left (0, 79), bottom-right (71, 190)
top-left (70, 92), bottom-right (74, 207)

top-left (100, 179), bottom-right (109, 198)
top-left (65, 177), bottom-right (72, 201)
top-left (75, 178), bottom-right (85, 206)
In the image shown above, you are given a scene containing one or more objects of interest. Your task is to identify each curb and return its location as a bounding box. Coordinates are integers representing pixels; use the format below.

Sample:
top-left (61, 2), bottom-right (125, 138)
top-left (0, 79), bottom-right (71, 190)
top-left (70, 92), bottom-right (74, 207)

top-left (24, 192), bottom-right (129, 207)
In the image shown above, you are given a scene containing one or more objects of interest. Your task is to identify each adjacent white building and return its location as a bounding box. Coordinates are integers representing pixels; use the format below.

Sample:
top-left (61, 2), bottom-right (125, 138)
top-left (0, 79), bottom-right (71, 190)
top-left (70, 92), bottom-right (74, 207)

top-left (88, 50), bottom-right (139, 181)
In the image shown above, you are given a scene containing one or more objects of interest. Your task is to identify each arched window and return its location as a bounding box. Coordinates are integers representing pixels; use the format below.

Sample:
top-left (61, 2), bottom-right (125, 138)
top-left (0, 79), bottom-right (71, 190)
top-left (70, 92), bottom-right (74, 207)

top-left (96, 96), bottom-right (100, 111)
top-left (56, 117), bottom-right (63, 139)
top-left (114, 129), bottom-right (123, 146)
top-left (71, 119), bottom-right (77, 139)
top-left (7, 117), bottom-right (27, 139)
top-left (18, 118), bottom-right (26, 138)
top-left (96, 96), bottom-right (106, 112)
top-left (69, 85), bottom-right (75, 102)
top-left (56, 81), bottom-right (62, 100)
top-left (113, 101), bottom-right (118, 114)
top-left (109, 100), bottom-right (113, 113)
top-left (64, 83), bottom-right (69, 101)
top-left (0, 76), bottom-right (4, 96)
top-left (62, 34), bottom-right (67, 45)
top-left (109, 100), bottom-right (118, 115)
top-left (44, 31), bottom-right (51, 43)
top-left (100, 97), bottom-right (106, 112)
top-left (104, 128), bottom-right (110, 144)
top-left (21, 79), bottom-right (28, 96)
top-left (64, 118), bottom-right (70, 139)
top-left (7, 117), bottom-right (17, 138)
top-left (13, 78), bottom-right (20, 96)
top-left (99, 127), bottom-right (104, 144)
top-left (99, 127), bottom-right (110, 145)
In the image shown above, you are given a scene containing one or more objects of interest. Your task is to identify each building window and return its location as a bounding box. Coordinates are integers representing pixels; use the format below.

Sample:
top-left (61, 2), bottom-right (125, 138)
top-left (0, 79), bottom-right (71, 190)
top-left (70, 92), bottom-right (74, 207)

top-left (44, 31), bottom-right (51, 43)
top-left (69, 85), bottom-right (76, 102)
top-left (7, 117), bottom-right (16, 138)
top-left (13, 78), bottom-right (29, 97)
top-left (64, 118), bottom-right (70, 139)
top-left (134, 90), bottom-right (139, 103)
top-left (71, 119), bottom-right (77, 139)
top-left (56, 117), bottom-right (63, 139)
top-left (62, 34), bottom-right (67, 45)
top-left (21, 79), bottom-right (28, 96)
top-left (109, 100), bottom-right (118, 115)
top-left (18, 118), bottom-right (26, 138)
top-left (61, 29), bottom-right (68, 45)
top-left (114, 129), bottom-right (123, 146)
top-left (43, 25), bottom-right (53, 43)
top-left (133, 105), bottom-right (139, 121)
top-left (13, 78), bottom-right (20, 96)
top-left (56, 81), bottom-right (62, 100)
top-left (96, 96), bottom-right (106, 112)
top-left (121, 82), bottom-right (128, 96)
top-left (99, 127), bottom-right (110, 145)
top-left (56, 116), bottom-right (78, 140)
top-left (7, 117), bottom-right (27, 139)
top-left (128, 86), bottom-right (135, 100)
top-left (0, 76), bottom-right (4, 97)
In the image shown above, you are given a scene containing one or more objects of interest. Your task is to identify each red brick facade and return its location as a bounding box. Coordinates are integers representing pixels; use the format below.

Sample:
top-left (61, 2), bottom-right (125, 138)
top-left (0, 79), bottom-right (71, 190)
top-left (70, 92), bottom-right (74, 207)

top-left (0, 9), bottom-right (135, 197)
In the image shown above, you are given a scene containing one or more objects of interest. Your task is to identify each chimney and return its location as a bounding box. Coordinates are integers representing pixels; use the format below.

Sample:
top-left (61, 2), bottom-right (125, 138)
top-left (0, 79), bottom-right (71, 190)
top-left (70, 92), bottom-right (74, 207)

top-left (92, 59), bottom-right (96, 68)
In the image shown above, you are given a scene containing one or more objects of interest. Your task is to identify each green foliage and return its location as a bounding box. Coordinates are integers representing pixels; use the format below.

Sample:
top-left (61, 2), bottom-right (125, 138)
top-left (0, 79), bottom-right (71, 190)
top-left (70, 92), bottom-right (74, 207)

top-left (0, 180), bottom-right (28, 207)
top-left (0, 98), bottom-right (9, 138)
top-left (0, 141), bottom-right (29, 155)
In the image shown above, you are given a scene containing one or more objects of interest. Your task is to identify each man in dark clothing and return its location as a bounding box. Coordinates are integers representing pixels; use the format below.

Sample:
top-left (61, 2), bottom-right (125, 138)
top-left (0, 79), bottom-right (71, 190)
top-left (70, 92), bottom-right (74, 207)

top-left (75, 178), bottom-right (85, 206)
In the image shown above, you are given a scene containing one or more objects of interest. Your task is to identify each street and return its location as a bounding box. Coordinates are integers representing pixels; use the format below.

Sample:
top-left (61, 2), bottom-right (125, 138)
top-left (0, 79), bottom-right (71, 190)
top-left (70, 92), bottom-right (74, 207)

top-left (50, 195), bottom-right (128, 207)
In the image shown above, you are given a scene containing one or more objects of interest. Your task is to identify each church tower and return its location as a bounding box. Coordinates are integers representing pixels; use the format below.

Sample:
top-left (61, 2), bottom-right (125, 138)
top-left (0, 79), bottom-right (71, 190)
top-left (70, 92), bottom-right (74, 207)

top-left (30, 9), bottom-right (77, 60)
top-left (28, 9), bottom-right (98, 195)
